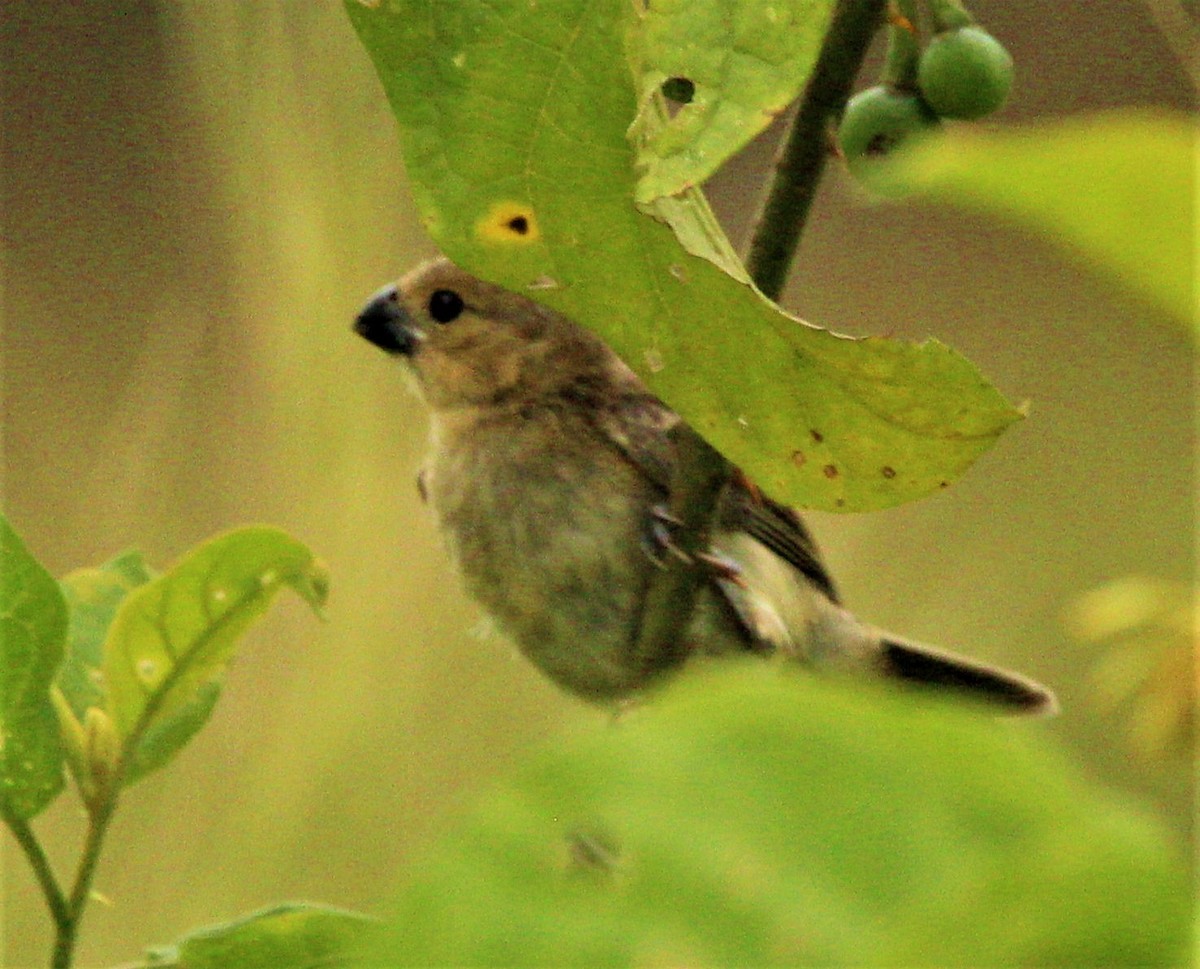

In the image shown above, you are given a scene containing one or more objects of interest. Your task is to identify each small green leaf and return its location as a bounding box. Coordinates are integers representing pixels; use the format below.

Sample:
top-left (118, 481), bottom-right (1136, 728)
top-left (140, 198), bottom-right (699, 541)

top-left (102, 527), bottom-right (328, 783)
top-left (0, 515), bottom-right (67, 819)
top-left (346, 0), bottom-right (1020, 512)
top-left (58, 550), bottom-right (156, 719)
top-left (896, 109), bottom-right (1196, 330)
top-left (140, 903), bottom-right (375, 969)
top-left (371, 666), bottom-right (1190, 967)
top-left (629, 0), bottom-right (836, 202)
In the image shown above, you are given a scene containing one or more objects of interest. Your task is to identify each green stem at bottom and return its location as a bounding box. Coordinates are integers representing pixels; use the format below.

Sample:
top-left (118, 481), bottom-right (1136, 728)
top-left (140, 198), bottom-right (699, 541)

top-left (3, 809), bottom-right (70, 940)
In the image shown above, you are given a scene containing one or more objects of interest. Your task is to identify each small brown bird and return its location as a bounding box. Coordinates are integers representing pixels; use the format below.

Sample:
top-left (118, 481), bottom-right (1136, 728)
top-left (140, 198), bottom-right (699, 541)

top-left (355, 257), bottom-right (1055, 714)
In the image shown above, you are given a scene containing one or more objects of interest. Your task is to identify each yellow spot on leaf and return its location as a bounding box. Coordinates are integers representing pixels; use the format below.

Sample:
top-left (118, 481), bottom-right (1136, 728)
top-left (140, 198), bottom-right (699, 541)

top-left (476, 201), bottom-right (540, 244)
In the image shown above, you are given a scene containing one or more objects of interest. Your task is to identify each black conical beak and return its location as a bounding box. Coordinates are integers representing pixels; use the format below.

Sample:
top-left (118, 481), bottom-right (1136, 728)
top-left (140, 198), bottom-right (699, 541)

top-left (354, 284), bottom-right (417, 356)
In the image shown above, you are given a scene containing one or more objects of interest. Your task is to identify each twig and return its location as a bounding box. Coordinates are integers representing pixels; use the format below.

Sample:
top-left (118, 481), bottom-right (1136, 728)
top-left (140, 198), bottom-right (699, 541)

top-left (52, 800), bottom-right (120, 969)
top-left (2, 809), bottom-right (70, 934)
top-left (744, 0), bottom-right (889, 300)
top-left (631, 0), bottom-right (888, 679)
top-left (631, 426), bottom-right (730, 681)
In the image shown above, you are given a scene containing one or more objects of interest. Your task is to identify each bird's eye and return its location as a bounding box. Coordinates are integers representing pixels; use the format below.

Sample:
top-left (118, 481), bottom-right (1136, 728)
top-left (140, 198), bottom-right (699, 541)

top-left (428, 289), bottom-right (465, 324)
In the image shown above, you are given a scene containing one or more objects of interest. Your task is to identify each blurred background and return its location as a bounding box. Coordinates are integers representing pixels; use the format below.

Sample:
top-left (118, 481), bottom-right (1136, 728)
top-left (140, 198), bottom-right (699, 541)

top-left (1, 1), bottom-right (1193, 965)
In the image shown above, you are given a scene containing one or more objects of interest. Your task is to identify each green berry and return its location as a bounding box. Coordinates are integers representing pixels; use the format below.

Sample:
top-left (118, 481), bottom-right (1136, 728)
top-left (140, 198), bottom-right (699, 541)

top-left (918, 27), bottom-right (1014, 120)
top-left (837, 85), bottom-right (939, 193)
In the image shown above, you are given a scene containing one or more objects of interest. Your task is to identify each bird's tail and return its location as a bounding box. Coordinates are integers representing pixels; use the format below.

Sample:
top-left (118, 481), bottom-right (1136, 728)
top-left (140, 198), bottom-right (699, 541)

top-left (878, 634), bottom-right (1057, 716)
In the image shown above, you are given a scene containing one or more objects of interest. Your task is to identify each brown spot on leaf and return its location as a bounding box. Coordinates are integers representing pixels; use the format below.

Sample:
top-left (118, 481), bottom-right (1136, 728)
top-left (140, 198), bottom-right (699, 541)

top-left (791, 450), bottom-right (806, 467)
top-left (507, 215), bottom-right (529, 235)
top-left (939, 480), bottom-right (950, 488)
top-left (810, 429), bottom-right (824, 443)
top-left (881, 466), bottom-right (896, 479)
top-left (823, 464), bottom-right (838, 479)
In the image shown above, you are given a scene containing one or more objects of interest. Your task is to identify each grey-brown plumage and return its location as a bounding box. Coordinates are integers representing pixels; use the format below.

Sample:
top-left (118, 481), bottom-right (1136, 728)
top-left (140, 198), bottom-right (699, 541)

top-left (355, 257), bottom-right (1055, 714)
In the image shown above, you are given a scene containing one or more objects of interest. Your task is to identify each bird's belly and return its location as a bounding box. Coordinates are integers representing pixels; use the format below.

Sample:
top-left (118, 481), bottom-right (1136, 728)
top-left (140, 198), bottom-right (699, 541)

top-left (427, 442), bottom-right (662, 700)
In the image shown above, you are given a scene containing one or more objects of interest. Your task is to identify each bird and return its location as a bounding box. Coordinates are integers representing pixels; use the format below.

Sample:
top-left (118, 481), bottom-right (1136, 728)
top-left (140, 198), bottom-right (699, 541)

top-left (354, 256), bottom-right (1055, 715)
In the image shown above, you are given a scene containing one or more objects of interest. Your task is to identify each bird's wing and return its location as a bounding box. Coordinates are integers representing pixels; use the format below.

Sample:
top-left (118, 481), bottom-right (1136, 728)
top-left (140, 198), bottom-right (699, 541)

top-left (574, 386), bottom-right (839, 605)
top-left (720, 485), bottom-right (839, 603)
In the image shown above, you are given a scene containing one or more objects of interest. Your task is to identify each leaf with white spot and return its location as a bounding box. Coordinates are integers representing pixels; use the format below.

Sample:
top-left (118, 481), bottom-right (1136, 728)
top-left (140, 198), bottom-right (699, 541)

top-left (0, 514), bottom-right (67, 819)
top-left (102, 527), bottom-right (328, 785)
top-left (58, 550), bottom-right (156, 720)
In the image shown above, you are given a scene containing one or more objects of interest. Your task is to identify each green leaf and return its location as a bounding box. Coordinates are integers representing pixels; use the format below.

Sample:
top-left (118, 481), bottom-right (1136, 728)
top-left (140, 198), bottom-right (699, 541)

top-left (102, 527), bottom-right (328, 784)
top-left (345, 0), bottom-right (1021, 512)
top-left (370, 665), bottom-right (1190, 967)
top-left (0, 514), bottom-right (66, 819)
top-left (58, 550), bottom-right (156, 719)
top-left (139, 903), bottom-right (375, 969)
top-left (896, 109), bottom-right (1197, 331)
top-left (629, 0), bottom-right (836, 203)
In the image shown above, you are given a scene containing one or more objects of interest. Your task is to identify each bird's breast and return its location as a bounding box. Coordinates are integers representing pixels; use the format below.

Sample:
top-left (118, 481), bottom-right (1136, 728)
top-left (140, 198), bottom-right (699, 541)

top-left (422, 407), bottom-right (659, 700)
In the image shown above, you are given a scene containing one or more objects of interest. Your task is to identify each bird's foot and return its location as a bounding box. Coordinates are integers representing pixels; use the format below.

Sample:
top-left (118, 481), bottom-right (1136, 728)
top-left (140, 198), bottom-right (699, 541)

top-left (641, 505), bottom-right (745, 587)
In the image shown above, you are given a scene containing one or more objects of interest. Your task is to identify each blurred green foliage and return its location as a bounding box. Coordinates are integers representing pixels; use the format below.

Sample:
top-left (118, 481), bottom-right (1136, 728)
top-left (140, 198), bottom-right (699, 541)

top-left (896, 109), bottom-right (1197, 329)
top-left (1065, 577), bottom-right (1196, 760)
top-left (370, 666), bottom-right (1190, 967)
top-left (139, 903), bottom-right (375, 969)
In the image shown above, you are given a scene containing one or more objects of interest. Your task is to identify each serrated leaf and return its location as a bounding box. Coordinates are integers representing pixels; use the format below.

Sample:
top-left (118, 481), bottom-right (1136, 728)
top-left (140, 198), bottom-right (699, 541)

top-left (346, 0), bottom-right (1020, 512)
top-left (629, 0), bottom-right (835, 202)
top-left (139, 903), bottom-right (375, 969)
top-left (896, 109), bottom-right (1196, 331)
top-left (102, 527), bottom-right (328, 783)
top-left (371, 666), bottom-right (1191, 967)
top-left (0, 514), bottom-right (66, 818)
top-left (58, 550), bottom-right (156, 719)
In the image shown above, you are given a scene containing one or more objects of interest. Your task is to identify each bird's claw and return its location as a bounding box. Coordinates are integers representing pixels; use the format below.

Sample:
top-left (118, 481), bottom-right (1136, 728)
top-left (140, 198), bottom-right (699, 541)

top-left (693, 550), bottom-right (747, 588)
top-left (641, 506), bottom-right (746, 587)
top-left (642, 505), bottom-right (693, 568)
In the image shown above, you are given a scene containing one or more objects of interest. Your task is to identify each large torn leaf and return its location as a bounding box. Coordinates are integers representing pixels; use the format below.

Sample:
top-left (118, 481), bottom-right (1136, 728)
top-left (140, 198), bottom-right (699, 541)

top-left (369, 665), bottom-right (1191, 967)
top-left (896, 109), bottom-right (1196, 331)
top-left (0, 514), bottom-right (66, 819)
top-left (102, 527), bottom-right (328, 783)
top-left (628, 0), bottom-right (836, 202)
top-left (346, 0), bottom-right (1021, 512)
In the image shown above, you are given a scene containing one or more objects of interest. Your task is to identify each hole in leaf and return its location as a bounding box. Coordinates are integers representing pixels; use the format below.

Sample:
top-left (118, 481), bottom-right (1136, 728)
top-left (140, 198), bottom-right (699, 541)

top-left (661, 76), bottom-right (695, 105)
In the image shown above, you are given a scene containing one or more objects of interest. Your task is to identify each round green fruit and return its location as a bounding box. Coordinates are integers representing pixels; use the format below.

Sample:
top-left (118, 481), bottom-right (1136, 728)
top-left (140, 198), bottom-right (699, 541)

top-left (918, 27), bottom-right (1014, 120)
top-left (837, 86), bottom-right (939, 193)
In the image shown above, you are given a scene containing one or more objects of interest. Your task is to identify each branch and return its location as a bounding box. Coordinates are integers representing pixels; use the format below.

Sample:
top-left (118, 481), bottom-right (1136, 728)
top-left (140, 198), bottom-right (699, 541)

top-left (631, 426), bottom-right (730, 681)
top-left (630, 1), bottom-right (889, 684)
top-left (2, 809), bottom-right (70, 934)
top-left (52, 798), bottom-right (120, 969)
top-left (744, 0), bottom-right (888, 300)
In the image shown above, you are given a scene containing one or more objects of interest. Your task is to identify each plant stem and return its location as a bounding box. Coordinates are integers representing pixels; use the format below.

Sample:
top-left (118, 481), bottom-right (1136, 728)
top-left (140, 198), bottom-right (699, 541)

top-left (51, 797), bottom-right (119, 969)
top-left (634, 1), bottom-right (888, 674)
top-left (2, 810), bottom-right (70, 935)
top-left (744, 0), bottom-right (888, 300)
top-left (631, 426), bottom-right (730, 680)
